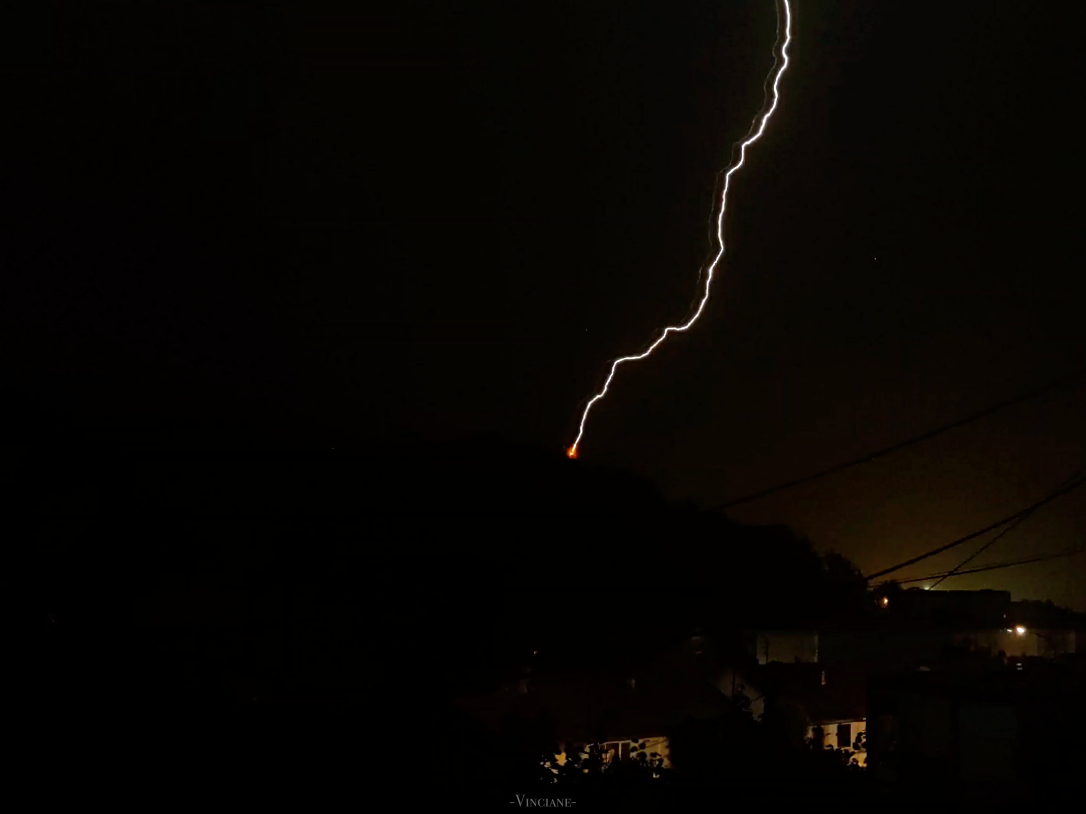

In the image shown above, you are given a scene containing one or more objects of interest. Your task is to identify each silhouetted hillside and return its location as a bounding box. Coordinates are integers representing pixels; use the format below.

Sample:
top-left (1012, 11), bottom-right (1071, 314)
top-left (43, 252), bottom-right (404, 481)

top-left (11, 399), bottom-right (884, 804)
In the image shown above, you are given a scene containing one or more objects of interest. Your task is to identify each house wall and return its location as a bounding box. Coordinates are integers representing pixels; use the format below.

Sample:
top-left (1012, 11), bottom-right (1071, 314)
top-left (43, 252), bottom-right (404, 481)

top-left (553, 736), bottom-right (670, 770)
top-left (808, 719), bottom-right (867, 766)
top-left (751, 631), bottom-right (819, 664)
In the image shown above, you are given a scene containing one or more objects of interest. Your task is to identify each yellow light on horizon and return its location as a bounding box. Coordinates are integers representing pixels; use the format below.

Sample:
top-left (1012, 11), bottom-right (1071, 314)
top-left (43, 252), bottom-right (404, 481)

top-left (1015, 625), bottom-right (1027, 636)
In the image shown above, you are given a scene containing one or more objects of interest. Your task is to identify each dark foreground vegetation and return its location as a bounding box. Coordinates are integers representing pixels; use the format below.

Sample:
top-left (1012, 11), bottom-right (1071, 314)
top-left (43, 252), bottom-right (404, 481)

top-left (15, 423), bottom-right (1080, 807)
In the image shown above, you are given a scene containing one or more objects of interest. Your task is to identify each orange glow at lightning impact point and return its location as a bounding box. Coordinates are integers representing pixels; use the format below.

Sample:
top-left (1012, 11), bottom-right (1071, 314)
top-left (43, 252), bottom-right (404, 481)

top-left (567, 1), bottom-right (792, 459)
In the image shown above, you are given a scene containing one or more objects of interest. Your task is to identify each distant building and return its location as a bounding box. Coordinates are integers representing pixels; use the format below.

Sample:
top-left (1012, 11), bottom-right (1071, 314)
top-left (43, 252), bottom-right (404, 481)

top-left (817, 589), bottom-right (1085, 671)
top-left (893, 588), bottom-right (1011, 628)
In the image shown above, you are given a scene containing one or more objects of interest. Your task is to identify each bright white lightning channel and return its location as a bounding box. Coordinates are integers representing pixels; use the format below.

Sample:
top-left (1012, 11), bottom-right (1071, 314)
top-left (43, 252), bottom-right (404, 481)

top-left (567, 1), bottom-right (792, 459)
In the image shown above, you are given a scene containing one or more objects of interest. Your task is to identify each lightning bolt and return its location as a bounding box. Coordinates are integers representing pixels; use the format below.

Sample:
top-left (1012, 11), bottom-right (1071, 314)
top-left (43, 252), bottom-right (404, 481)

top-left (567, 0), bottom-right (792, 460)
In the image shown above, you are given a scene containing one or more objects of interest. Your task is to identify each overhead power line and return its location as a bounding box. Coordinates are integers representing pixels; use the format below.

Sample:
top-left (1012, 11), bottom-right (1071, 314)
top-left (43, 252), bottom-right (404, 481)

top-left (713, 366), bottom-right (1086, 510)
top-left (863, 475), bottom-right (1086, 582)
top-left (872, 547), bottom-right (1086, 587)
top-left (927, 464), bottom-right (1086, 590)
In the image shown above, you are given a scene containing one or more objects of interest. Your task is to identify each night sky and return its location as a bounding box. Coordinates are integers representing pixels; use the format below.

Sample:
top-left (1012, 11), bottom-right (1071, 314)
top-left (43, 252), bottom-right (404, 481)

top-left (8, 2), bottom-right (1086, 606)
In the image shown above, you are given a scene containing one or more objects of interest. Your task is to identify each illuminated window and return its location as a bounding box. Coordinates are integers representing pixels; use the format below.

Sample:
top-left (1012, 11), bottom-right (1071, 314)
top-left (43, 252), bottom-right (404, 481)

top-left (837, 722), bottom-right (852, 750)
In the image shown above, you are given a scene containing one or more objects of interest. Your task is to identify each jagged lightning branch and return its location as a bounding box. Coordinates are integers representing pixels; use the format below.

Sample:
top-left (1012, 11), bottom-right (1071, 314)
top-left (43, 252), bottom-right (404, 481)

top-left (567, 1), bottom-right (792, 459)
